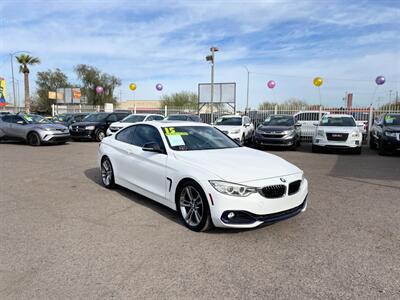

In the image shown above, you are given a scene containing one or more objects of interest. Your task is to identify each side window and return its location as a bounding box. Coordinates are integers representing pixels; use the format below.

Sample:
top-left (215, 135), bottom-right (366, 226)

top-left (131, 125), bottom-right (164, 148)
top-left (1, 115), bottom-right (13, 123)
top-left (107, 114), bottom-right (118, 122)
top-left (116, 113), bottom-right (129, 121)
top-left (116, 126), bottom-right (136, 144)
top-left (245, 116), bottom-right (250, 124)
top-left (153, 115), bottom-right (164, 121)
top-left (146, 116), bottom-right (154, 121)
top-left (190, 115), bottom-right (201, 122)
top-left (295, 113), bottom-right (304, 121)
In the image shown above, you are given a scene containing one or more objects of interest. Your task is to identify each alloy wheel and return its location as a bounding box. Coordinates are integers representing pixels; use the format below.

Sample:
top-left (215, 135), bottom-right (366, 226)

top-left (101, 159), bottom-right (114, 187)
top-left (179, 186), bottom-right (204, 226)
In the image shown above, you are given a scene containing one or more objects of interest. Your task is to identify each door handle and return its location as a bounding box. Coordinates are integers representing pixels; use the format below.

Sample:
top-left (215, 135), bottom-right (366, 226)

top-left (124, 148), bottom-right (133, 155)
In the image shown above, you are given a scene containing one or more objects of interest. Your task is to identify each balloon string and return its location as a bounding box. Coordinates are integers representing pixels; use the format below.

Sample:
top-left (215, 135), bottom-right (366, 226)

top-left (272, 89), bottom-right (276, 103)
top-left (318, 87), bottom-right (322, 107)
top-left (370, 86), bottom-right (378, 107)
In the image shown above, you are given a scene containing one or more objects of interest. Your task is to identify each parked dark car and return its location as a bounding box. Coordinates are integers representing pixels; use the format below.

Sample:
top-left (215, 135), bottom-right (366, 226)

top-left (164, 114), bottom-right (202, 122)
top-left (53, 113), bottom-right (89, 127)
top-left (69, 112), bottom-right (129, 141)
top-left (369, 113), bottom-right (400, 155)
top-left (253, 115), bottom-right (301, 149)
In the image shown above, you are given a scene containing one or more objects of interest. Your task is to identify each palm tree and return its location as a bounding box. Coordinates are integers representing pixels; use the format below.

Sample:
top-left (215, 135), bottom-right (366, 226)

top-left (16, 54), bottom-right (40, 113)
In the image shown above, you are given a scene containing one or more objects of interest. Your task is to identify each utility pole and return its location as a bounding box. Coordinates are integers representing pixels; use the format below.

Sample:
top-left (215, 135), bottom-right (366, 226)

top-left (206, 47), bottom-right (219, 124)
top-left (10, 54), bottom-right (16, 107)
top-left (244, 66), bottom-right (250, 113)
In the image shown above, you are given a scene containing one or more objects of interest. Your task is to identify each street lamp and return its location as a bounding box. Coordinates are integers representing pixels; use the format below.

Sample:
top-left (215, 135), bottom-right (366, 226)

top-left (10, 51), bottom-right (30, 108)
top-left (206, 47), bottom-right (219, 123)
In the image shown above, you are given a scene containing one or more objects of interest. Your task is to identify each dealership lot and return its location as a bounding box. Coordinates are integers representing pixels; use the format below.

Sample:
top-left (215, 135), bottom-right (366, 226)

top-left (1, 142), bottom-right (399, 299)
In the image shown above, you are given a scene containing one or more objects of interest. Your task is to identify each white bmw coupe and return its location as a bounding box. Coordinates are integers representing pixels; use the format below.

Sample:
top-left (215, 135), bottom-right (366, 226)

top-left (98, 121), bottom-right (308, 231)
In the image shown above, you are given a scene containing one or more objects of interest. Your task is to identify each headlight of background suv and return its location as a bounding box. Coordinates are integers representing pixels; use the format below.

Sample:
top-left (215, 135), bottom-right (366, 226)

top-left (317, 130), bottom-right (325, 137)
top-left (85, 125), bottom-right (95, 130)
top-left (230, 129), bottom-right (240, 134)
top-left (351, 131), bottom-right (360, 138)
top-left (384, 131), bottom-right (397, 137)
top-left (283, 129), bottom-right (295, 135)
top-left (209, 181), bottom-right (257, 197)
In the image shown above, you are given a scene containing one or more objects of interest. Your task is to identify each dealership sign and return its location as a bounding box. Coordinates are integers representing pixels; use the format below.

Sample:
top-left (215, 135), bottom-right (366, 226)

top-left (0, 77), bottom-right (7, 107)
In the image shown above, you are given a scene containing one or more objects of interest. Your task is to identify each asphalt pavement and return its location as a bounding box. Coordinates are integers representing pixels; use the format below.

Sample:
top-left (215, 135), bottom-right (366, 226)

top-left (0, 141), bottom-right (399, 299)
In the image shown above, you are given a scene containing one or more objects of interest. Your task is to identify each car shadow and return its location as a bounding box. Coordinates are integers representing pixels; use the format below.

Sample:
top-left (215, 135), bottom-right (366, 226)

top-left (0, 139), bottom-right (71, 147)
top-left (84, 167), bottom-right (268, 234)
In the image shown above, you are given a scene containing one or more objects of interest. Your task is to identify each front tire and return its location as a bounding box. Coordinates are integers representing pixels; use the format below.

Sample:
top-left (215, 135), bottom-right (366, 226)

top-left (369, 135), bottom-right (376, 149)
top-left (95, 129), bottom-right (105, 142)
top-left (354, 147), bottom-right (362, 155)
top-left (28, 132), bottom-right (41, 146)
top-left (101, 157), bottom-right (115, 189)
top-left (312, 144), bottom-right (319, 153)
top-left (177, 181), bottom-right (213, 232)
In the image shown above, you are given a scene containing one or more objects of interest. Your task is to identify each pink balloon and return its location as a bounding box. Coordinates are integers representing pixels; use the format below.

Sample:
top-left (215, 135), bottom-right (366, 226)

top-left (267, 80), bottom-right (276, 89)
top-left (95, 86), bottom-right (104, 94)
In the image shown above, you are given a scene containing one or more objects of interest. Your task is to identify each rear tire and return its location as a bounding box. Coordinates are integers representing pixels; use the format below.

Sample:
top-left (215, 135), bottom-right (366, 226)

top-left (28, 132), bottom-right (41, 146)
top-left (378, 140), bottom-right (387, 156)
top-left (312, 144), bottom-right (319, 153)
top-left (176, 181), bottom-right (213, 232)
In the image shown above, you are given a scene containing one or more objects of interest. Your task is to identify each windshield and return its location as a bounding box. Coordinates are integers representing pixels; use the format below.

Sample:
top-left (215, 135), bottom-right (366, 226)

top-left (83, 113), bottom-right (109, 122)
top-left (122, 115), bottom-right (146, 123)
top-left (384, 114), bottom-right (400, 126)
top-left (215, 117), bottom-right (242, 126)
top-left (162, 126), bottom-right (239, 151)
top-left (320, 116), bottom-right (356, 127)
top-left (22, 114), bottom-right (52, 124)
top-left (263, 116), bottom-right (294, 126)
top-left (165, 115), bottom-right (189, 121)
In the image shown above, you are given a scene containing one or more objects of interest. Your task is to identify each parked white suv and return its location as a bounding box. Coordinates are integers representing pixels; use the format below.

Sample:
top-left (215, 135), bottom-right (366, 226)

top-left (106, 113), bottom-right (164, 136)
top-left (312, 114), bottom-right (362, 154)
top-left (213, 115), bottom-right (254, 144)
top-left (294, 110), bottom-right (330, 139)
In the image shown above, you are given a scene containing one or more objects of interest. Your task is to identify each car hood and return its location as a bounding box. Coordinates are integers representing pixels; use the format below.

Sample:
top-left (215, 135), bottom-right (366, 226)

top-left (214, 125), bottom-right (241, 132)
top-left (318, 126), bottom-right (358, 133)
top-left (257, 125), bottom-right (293, 132)
top-left (72, 121), bottom-right (102, 127)
top-left (36, 123), bottom-right (67, 130)
top-left (385, 125), bottom-right (400, 131)
top-left (110, 122), bottom-right (132, 128)
top-left (173, 147), bottom-right (301, 183)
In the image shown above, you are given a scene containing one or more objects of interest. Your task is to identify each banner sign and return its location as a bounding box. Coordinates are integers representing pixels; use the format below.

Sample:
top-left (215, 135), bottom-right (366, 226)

top-left (0, 77), bottom-right (7, 107)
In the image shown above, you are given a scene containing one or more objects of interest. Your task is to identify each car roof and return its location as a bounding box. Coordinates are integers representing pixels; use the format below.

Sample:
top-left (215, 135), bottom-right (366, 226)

top-left (218, 115), bottom-right (243, 118)
top-left (325, 114), bottom-right (354, 118)
top-left (148, 120), bottom-right (210, 128)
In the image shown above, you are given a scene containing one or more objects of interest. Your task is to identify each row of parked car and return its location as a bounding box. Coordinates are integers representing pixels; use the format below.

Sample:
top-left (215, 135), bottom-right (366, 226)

top-left (0, 111), bottom-right (399, 154)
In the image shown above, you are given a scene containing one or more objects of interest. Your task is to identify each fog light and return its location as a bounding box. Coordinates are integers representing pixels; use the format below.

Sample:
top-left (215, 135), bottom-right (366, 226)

top-left (355, 140), bottom-right (360, 145)
top-left (227, 212), bottom-right (235, 219)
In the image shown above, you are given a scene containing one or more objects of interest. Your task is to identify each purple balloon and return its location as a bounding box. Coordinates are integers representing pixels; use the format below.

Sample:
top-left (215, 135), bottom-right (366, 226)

top-left (375, 76), bottom-right (385, 85)
top-left (267, 80), bottom-right (276, 89)
top-left (95, 86), bottom-right (104, 94)
top-left (155, 83), bottom-right (163, 91)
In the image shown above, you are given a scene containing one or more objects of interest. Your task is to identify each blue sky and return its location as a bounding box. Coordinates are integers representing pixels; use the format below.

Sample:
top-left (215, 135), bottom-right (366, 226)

top-left (0, 0), bottom-right (399, 108)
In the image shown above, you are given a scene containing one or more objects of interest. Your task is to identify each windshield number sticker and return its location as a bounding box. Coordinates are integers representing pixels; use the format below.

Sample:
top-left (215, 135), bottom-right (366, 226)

top-left (384, 116), bottom-right (394, 124)
top-left (164, 127), bottom-right (188, 136)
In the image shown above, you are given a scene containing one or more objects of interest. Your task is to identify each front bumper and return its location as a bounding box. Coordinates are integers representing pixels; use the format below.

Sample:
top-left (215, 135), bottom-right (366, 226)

top-left (382, 136), bottom-right (400, 152)
top-left (313, 135), bottom-right (362, 149)
top-left (253, 133), bottom-right (296, 146)
top-left (70, 129), bottom-right (96, 140)
top-left (204, 175), bottom-right (308, 228)
top-left (40, 131), bottom-right (70, 143)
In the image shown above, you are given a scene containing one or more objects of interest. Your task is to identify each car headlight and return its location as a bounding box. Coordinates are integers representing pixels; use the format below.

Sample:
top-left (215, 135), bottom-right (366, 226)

top-left (230, 129), bottom-right (240, 134)
top-left (351, 131), bottom-right (360, 138)
top-left (384, 131), bottom-right (397, 137)
top-left (85, 125), bottom-right (95, 130)
top-left (317, 130), bottom-right (325, 137)
top-left (209, 180), bottom-right (257, 197)
top-left (283, 129), bottom-right (295, 135)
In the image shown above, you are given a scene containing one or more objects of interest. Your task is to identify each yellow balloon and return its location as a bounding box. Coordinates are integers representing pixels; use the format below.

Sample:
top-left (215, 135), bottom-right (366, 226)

top-left (129, 83), bottom-right (137, 91)
top-left (313, 77), bottom-right (323, 87)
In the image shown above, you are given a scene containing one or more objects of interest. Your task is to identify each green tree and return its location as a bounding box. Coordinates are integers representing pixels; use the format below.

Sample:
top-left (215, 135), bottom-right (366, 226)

top-left (16, 54), bottom-right (41, 113)
top-left (74, 64), bottom-right (121, 105)
top-left (33, 68), bottom-right (71, 114)
top-left (160, 91), bottom-right (198, 108)
top-left (258, 98), bottom-right (308, 110)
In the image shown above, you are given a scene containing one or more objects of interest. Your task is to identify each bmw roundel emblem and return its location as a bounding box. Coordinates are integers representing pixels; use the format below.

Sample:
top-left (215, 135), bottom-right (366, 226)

top-left (280, 178), bottom-right (286, 183)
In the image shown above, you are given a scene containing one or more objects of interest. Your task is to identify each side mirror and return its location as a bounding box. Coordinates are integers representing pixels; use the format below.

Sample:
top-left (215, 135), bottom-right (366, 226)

top-left (142, 142), bottom-right (163, 154)
top-left (244, 122), bottom-right (250, 127)
top-left (313, 123), bottom-right (319, 126)
top-left (295, 123), bottom-right (302, 127)
top-left (16, 120), bottom-right (25, 125)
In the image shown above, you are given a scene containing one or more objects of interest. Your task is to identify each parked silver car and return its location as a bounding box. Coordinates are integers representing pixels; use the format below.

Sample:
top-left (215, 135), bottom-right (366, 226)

top-left (0, 113), bottom-right (70, 146)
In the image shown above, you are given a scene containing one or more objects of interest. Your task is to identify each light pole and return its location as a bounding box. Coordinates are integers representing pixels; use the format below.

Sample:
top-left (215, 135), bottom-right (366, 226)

top-left (9, 51), bottom-right (30, 108)
top-left (206, 47), bottom-right (219, 123)
top-left (244, 65), bottom-right (250, 113)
